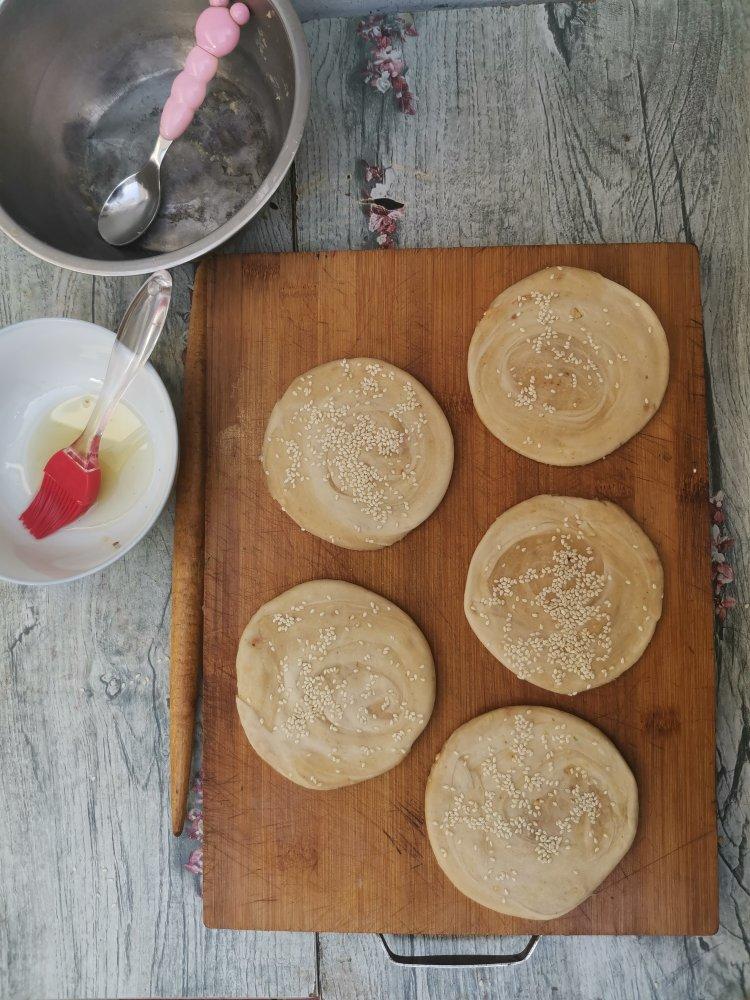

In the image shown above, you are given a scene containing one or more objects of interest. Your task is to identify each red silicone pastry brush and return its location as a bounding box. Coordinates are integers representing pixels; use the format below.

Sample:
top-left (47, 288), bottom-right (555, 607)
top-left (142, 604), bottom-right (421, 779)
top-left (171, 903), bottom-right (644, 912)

top-left (20, 271), bottom-right (172, 539)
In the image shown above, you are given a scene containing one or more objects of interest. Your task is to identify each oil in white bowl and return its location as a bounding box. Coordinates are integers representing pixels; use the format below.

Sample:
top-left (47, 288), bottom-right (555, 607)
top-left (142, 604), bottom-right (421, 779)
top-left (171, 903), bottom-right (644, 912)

top-left (26, 395), bottom-right (155, 529)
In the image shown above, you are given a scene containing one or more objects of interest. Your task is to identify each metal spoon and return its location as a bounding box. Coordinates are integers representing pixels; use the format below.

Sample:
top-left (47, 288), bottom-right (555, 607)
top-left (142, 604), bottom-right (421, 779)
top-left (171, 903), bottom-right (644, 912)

top-left (98, 136), bottom-right (173, 247)
top-left (97, 0), bottom-right (250, 247)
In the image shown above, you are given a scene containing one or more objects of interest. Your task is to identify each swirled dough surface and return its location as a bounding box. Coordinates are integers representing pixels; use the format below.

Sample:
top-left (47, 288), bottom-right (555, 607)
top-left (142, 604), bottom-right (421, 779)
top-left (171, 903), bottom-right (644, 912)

top-left (262, 358), bottom-right (454, 549)
top-left (468, 266), bottom-right (669, 465)
top-left (236, 580), bottom-right (435, 789)
top-left (464, 496), bottom-right (663, 695)
top-left (425, 706), bottom-right (638, 920)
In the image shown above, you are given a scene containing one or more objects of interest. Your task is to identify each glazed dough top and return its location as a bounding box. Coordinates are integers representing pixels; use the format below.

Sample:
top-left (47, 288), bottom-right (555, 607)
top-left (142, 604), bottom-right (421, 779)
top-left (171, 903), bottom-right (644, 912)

top-left (262, 358), bottom-right (454, 549)
top-left (464, 495), bottom-right (663, 695)
top-left (236, 580), bottom-right (436, 790)
top-left (425, 706), bottom-right (638, 920)
top-left (468, 266), bottom-right (669, 465)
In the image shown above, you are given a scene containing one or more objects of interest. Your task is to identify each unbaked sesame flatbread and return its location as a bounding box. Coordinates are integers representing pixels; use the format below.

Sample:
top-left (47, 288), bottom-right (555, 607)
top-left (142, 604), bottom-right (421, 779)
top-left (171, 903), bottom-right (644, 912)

top-left (236, 580), bottom-right (435, 790)
top-left (425, 706), bottom-right (638, 920)
top-left (468, 266), bottom-right (669, 465)
top-left (464, 495), bottom-right (663, 695)
top-left (262, 358), bottom-right (454, 549)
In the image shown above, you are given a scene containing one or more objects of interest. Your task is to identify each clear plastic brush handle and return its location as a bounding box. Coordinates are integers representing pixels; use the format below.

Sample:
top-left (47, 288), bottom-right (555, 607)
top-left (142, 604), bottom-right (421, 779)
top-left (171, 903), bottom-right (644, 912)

top-left (73, 270), bottom-right (173, 463)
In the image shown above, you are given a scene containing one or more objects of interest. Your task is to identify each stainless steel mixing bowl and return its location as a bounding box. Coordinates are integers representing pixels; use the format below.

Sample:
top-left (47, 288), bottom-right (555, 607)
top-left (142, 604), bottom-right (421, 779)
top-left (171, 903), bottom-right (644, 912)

top-left (0, 0), bottom-right (309, 275)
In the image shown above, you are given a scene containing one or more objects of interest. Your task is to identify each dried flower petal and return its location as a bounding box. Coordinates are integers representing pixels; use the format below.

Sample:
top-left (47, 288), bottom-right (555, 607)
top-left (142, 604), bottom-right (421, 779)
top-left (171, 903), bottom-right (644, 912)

top-left (184, 769), bottom-right (204, 891)
top-left (185, 848), bottom-right (203, 875)
top-left (361, 164), bottom-right (405, 248)
top-left (358, 14), bottom-right (417, 115)
top-left (710, 493), bottom-right (736, 620)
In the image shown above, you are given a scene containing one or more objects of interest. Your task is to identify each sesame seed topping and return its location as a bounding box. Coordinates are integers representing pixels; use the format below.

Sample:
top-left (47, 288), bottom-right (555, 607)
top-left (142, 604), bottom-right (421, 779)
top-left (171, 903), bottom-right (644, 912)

top-left (238, 583), bottom-right (433, 789)
top-left (467, 499), bottom-right (660, 694)
top-left (476, 521), bottom-right (612, 689)
top-left (264, 359), bottom-right (449, 546)
top-left (432, 712), bottom-right (613, 871)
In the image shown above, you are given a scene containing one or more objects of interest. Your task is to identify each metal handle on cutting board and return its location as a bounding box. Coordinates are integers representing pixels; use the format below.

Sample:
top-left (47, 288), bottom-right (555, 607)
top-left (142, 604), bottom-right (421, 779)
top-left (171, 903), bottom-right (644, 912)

top-left (378, 933), bottom-right (540, 968)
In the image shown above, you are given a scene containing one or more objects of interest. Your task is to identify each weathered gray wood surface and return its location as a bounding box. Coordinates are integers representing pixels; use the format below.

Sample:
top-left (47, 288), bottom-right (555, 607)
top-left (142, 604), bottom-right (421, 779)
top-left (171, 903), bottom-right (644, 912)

top-left (1, 1), bottom-right (749, 998)
top-left (293, 0), bottom-right (547, 21)
top-left (0, 198), bottom-right (318, 1000)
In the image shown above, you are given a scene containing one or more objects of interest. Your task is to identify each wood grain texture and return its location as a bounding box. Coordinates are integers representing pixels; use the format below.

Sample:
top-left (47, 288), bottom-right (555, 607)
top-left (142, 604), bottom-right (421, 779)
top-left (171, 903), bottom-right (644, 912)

top-left (170, 267), bottom-right (208, 836)
top-left (0, 213), bottom-right (316, 996)
top-left (2, 0), bottom-right (750, 995)
top-left (201, 242), bottom-right (716, 937)
top-left (296, 2), bottom-right (750, 994)
top-left (293, 0), bottom-right (552, 21)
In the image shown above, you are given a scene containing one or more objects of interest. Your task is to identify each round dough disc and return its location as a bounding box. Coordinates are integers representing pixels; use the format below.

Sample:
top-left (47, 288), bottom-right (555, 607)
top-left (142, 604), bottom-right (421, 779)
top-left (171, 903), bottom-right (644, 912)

top-left (262, 358), bottom-right (454, 549)
top-left (468, 266), bottom-right (669, 465)
top-left (236, 580), bottom-right (436, 789)
top-left (425, 706), bottom-right (638, 920)
top-left (464, 495), bottom-right (663, 694)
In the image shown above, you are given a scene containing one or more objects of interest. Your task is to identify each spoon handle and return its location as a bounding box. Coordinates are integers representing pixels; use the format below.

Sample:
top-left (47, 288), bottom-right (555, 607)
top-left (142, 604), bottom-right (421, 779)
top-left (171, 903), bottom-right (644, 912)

top-left (159, 1), bottom-right (251, 142)
top-left (73, 271), bottom-right (173, 461)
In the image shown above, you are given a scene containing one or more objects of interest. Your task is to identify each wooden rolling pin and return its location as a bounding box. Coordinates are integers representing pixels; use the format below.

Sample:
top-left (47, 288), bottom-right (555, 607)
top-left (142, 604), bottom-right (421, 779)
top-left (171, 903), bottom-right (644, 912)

top-left (170, 264), bottom-right (208, 836)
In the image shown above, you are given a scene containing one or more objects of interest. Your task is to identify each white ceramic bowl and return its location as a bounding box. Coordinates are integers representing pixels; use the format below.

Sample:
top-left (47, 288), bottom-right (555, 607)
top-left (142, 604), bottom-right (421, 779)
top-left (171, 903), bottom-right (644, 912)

top-left (0, 318), bottom-right (178, 584)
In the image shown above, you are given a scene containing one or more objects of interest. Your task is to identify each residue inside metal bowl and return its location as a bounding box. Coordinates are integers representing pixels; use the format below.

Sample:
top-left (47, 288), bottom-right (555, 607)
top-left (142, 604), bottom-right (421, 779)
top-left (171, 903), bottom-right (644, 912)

top-left (0, 0), bottom-right (297, 264)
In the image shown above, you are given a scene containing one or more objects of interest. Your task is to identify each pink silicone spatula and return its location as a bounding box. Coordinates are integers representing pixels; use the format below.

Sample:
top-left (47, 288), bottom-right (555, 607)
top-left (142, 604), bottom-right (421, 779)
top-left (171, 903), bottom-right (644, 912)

top-left (98, 0), bottom-right (251, 247)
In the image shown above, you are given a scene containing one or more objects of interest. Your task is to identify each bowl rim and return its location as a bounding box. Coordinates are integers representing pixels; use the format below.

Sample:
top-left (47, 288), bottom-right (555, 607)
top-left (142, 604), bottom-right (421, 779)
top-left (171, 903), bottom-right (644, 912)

top-left (0, 0), bottom-right (311, 277)
top-left (0, 317), bottom-right (179, 585)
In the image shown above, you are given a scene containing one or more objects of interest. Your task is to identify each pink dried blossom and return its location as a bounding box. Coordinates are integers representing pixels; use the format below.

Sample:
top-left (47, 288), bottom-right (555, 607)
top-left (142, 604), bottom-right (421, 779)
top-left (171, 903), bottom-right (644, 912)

top-left (715, 560), bottom-right (734, 585)
top-left (716, 596), bottom-right (737, 623)
top-left (364, 163), bottom-right (385, 184)
top-left (184, 769), bottom-right (204, 891)
top-left (360, 163), bottom-right (405, 248)
top-left (366, 201), bottom-right (405, 246)
top-left (185, 849), bottom-right (203, 875)
top-left (357, 14), bottom-right (417, 115)
top-left (710, 491), bottom-right (737, 620)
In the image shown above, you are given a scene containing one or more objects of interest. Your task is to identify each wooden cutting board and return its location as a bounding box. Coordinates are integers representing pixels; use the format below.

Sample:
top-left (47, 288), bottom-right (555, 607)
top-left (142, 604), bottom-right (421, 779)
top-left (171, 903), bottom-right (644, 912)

top-left (198, 244), bottom-right (717, 936)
